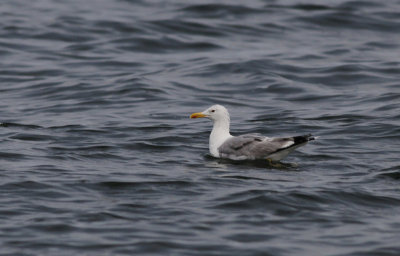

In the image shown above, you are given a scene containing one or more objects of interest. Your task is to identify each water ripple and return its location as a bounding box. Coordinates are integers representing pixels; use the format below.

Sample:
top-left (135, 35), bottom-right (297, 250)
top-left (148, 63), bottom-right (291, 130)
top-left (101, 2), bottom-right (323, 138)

top-left (1, 0), bottom-right (400, 255)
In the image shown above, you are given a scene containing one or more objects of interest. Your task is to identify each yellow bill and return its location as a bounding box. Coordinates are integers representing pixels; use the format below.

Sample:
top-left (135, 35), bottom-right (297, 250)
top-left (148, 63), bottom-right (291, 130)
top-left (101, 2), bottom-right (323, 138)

top-left (190, 112), bottom-right (206, 119)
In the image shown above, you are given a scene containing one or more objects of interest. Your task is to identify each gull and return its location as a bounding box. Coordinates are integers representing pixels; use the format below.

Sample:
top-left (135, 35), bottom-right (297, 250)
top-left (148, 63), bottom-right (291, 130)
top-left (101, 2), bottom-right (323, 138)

top-left (190, 104), bottom-right (315, 163)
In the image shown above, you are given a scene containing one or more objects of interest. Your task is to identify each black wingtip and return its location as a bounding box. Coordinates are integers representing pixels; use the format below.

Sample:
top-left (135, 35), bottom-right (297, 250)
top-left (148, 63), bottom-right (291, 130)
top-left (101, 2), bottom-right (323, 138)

top-left (293, 134), bottom-right (315, 144)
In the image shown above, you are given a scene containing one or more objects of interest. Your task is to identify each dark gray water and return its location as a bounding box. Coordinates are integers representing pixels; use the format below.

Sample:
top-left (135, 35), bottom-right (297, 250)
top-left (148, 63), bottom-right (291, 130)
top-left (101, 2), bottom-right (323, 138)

top-left (1, 0), bottom-right (400, 255)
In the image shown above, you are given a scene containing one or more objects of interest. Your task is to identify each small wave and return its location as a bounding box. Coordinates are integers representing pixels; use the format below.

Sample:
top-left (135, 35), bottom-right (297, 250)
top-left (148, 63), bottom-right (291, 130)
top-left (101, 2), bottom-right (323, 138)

top-left (0, 122), bottom-right (43, 129)
top-left (294, 10), bottom-right (399, 32)
top-left (179, 4), bottom-right (263, 18)
top-left (148, 20), bottom-right (225, 37)
top-left (115, 36), bottom-right (221, 53)
top-left (10, 133), bottom-right (53, 142)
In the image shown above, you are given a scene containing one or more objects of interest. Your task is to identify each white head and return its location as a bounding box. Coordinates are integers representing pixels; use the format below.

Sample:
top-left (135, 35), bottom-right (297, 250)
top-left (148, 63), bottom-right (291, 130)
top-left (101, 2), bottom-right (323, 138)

top-left (190, 105), bottom-right (232, 156)
top-left (190, 104), bottom-right (230, 123)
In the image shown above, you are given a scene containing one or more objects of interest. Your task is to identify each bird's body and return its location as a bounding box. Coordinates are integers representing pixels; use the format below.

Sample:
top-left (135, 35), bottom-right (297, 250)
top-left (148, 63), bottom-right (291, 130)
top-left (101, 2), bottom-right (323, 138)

top-left (190, 105), bottom-right (315, 161)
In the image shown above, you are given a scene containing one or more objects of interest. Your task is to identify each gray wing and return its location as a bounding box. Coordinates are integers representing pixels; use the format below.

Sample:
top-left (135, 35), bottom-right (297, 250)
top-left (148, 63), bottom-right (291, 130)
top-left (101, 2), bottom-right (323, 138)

top-left (218, 134), bottom-right (314, 160)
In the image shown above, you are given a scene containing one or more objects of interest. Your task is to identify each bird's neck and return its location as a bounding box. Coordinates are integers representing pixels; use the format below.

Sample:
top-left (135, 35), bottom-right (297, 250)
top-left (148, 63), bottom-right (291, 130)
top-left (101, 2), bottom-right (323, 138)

top-left (209, 118), bottom-right (232, 157)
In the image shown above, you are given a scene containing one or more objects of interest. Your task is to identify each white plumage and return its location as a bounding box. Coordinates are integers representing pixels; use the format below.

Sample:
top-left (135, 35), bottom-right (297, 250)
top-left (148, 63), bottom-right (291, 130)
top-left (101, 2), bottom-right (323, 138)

top-left (190, 104), bottom-right (315, 161)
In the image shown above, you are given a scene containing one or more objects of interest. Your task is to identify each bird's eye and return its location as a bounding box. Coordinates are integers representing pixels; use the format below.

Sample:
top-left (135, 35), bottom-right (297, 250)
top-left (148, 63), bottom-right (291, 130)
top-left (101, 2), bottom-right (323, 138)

top-left (211, 110), bottom-right (215, 113)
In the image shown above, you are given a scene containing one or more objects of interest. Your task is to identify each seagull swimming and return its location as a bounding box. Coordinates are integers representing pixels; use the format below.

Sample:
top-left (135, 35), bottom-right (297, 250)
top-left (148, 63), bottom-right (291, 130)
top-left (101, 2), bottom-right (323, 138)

top-left (190, 104), bottom-right (315, 162)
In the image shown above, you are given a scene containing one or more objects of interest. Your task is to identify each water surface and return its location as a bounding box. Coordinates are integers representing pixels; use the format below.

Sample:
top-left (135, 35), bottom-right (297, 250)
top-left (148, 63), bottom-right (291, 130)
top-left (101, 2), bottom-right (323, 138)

top-left (1, 0), bottom-right (400, 255)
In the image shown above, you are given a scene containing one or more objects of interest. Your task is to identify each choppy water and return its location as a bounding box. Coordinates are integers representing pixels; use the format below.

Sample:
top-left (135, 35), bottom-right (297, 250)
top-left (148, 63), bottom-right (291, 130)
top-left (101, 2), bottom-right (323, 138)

top-left (1, 0), bottom-right (400, 255)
